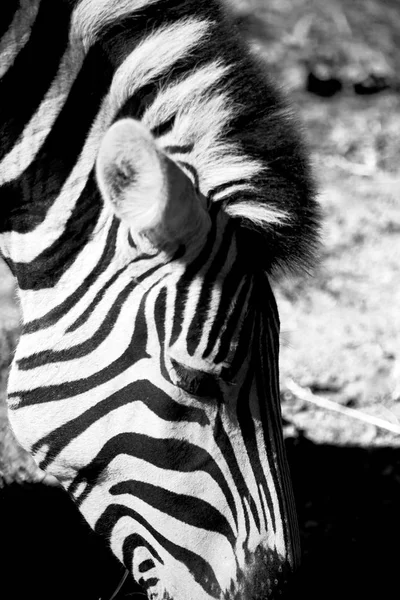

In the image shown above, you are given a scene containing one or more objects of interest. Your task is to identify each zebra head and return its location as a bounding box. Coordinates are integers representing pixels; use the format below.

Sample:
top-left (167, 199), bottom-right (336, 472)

top-left (4, 115), bottom-right (302, 600)
top-left (91, 117), bottom-right (299, 599)
top-left (1, 2), bottom-right (320, 599)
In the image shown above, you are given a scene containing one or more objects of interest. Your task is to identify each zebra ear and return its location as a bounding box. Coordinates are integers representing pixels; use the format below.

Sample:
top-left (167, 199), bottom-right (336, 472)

top-left (96, 119), bottom-right (210, 248)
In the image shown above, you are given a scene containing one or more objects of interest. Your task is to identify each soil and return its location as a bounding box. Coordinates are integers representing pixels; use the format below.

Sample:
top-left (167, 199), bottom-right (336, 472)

top-left (1, 1), bottom-right (400, 598)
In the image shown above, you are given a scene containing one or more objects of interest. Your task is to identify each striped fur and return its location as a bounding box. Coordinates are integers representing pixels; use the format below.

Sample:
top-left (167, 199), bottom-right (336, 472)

top-left (0, 1), bottom-right (319, 599)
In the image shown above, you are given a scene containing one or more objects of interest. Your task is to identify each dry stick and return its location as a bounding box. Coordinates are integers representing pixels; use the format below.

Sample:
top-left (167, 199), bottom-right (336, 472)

top-left (107, 570), bottom-right (130, 600)
top-left (284, 379), bottom-right (400, 436)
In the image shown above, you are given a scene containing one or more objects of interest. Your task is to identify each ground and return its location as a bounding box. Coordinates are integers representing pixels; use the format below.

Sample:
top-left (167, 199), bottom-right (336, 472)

top-left (1, 0), bottom-right (400, 598)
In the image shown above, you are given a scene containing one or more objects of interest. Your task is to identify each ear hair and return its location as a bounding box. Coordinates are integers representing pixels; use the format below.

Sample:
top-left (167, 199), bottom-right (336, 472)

top-left (96, 119), bottom-right (210, 249)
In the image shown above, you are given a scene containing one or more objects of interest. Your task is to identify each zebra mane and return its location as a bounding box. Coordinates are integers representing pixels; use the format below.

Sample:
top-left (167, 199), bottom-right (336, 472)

top-left (73, 0), bottom-right (320, 274)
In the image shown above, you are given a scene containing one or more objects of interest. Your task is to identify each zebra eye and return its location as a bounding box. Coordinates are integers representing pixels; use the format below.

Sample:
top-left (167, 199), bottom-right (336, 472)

top-left (170, 359), bottom-right (223, 401)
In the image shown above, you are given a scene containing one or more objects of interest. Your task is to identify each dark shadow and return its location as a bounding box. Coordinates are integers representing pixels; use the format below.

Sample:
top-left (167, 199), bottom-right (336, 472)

top-left (1, 438), bottom-right (399, 599)
top-left (285, 436), bottom-right (400, 600)
top-left (0, 483), bottom-right (140, 600)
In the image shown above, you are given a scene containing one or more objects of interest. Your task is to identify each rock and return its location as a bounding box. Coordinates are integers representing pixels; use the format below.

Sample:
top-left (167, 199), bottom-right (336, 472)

top-left (306, 69), bottom-right (342, 97)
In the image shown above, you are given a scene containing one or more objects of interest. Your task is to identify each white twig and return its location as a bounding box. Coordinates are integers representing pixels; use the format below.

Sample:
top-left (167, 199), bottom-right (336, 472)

top-left (106, 569), bottom-right (130, 600)
top-left (284, 379), bottom-right (400, 436)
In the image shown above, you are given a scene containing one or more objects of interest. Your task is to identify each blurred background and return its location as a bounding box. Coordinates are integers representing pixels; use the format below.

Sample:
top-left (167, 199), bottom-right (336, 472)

top-left (1, 0), bottom-right (400, 598)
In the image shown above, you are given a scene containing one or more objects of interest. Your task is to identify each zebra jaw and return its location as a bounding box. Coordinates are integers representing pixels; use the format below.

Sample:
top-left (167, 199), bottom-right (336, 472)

top-left (96, 118), bottom-right (211, 251)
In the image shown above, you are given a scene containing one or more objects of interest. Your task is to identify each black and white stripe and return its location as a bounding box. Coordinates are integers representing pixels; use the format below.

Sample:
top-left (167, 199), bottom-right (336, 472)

top-left (0, 2), bottom-right (319, 599)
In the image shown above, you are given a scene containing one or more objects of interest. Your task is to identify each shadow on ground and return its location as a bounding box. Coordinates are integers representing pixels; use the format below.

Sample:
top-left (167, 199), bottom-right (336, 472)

top-left (0, 484), bottom-right (140, 600)
top-left (286, 436), bottom-right (400, 600)
top-left (1, 437), bottom-right (400, 599)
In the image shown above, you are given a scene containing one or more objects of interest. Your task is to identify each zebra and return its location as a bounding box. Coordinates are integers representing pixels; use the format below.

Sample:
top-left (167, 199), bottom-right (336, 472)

top-left (0, 1), bottom-right (320, 599)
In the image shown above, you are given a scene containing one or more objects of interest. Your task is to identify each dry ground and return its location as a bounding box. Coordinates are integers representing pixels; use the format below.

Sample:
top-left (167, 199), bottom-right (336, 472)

top-left (235, 1), bottom-right (400, 596)
top-left (1, 0), bottom-right (400, 598)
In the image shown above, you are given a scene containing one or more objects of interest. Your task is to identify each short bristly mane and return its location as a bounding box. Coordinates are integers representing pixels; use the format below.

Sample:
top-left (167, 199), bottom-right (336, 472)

top-left (73, 0), bottom-right (319, 274)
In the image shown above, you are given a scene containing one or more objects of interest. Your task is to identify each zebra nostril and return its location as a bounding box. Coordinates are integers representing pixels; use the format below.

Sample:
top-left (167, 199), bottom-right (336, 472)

top-left (138, 558), bottom-right (155, 573)
top-left (137, 576), bottom-right (159, 591)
